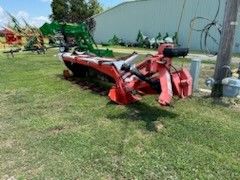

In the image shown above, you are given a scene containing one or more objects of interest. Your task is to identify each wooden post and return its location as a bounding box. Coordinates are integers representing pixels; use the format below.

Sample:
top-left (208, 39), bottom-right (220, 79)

top-left (212, 0), bottom-right (240, 97)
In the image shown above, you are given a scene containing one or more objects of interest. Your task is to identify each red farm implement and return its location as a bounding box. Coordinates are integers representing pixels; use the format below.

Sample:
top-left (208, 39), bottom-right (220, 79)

top-left (1, 27), bottom-right (22, 46)
top-left (60, 44), bottom-right (193, 106)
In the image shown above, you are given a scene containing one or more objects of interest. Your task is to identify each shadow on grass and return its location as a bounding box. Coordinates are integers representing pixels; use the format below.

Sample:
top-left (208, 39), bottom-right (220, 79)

top-left (57, 74), bottom-right (178, 131)
top-left (211, 97), bottom-right (231, 108)
top-left (106, 101), bottom-right (178, 131)
top-left (211, 97), bottom-right (240, 109)
top-left (57, 74), bottom-right (178, 173)
top-left (56, 74), bottom-right (111, 96)
top-left (193, 94), bottom-right (240, 111)
top-left (197, 94), bottom-right (233, 108)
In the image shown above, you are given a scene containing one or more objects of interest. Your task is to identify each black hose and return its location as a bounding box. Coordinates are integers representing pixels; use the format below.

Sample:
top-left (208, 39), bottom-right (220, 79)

top-left (190, 0), bottom-right (222, 55)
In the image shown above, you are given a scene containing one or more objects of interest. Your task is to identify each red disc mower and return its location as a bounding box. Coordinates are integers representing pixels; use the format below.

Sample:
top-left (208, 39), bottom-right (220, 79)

top-left (60, 43), bottom-right (193, 106)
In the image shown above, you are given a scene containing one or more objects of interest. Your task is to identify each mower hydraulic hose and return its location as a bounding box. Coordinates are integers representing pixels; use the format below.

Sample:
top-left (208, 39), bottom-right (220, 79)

top-left (121, 63), bottom-right (160, 92)
top-left (130, 67), bottom-right (161, 93)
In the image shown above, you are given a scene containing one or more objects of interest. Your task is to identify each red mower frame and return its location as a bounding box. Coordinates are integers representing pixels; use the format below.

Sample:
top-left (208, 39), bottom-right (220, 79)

top-left (61, 44), bottom-right (193, 106)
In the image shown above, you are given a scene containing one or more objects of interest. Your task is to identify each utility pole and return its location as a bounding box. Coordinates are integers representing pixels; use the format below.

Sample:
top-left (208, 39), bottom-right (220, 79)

top-left (212, 0), bottom-right (240, 97)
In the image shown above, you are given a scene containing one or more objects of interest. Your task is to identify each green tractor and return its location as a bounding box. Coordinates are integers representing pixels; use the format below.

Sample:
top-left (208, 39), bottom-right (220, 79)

top-left (40, 22), bottom-right (113, 57)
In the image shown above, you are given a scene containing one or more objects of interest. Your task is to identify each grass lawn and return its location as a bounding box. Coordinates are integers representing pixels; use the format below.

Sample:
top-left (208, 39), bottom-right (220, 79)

top-left (0, 49), bottom-right (240, 179)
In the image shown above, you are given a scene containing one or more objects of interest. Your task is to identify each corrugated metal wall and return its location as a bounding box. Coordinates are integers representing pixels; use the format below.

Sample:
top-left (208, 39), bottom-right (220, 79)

top-left (93, 0), bottom-right (240, 52)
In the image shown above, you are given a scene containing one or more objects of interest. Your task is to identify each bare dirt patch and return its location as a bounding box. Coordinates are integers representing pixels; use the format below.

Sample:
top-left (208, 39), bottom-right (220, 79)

top-left (0, 139), bottom-right (16, 149)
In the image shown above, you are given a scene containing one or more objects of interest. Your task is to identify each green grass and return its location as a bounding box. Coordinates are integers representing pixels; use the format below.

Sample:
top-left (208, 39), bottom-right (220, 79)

top-left (0, 49), bottom-right (240, 179)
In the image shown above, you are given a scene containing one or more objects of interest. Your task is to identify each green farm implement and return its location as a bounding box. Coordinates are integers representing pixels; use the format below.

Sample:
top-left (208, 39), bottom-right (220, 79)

top-left (40, 22), bottom-right (113, 57)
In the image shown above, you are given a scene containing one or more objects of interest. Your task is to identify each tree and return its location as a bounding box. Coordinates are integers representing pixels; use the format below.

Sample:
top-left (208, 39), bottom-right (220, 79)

top-left (88, 0), bottom-right (103, 16)
top-left (50, 0), bottom-right (70, 22)
top-left (50, 0), bottom-right (103, 23)
top-left (69, 0), bottom-right (88, 23)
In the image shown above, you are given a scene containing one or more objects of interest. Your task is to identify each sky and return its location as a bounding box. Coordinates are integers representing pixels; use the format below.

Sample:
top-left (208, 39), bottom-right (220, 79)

top-left (0, 0), bottom-right (124, 27)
